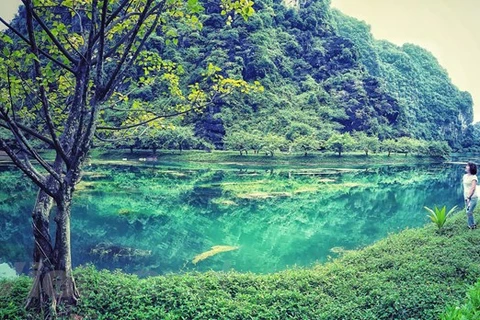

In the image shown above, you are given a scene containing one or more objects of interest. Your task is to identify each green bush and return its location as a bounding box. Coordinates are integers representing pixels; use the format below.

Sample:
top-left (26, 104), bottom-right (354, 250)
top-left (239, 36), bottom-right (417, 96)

top-left (442, 280), bottom-right (480, 319)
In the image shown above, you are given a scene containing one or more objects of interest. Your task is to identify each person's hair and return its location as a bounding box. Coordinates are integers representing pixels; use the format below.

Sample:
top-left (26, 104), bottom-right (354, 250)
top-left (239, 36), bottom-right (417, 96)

top-left (468, 162), bottom-right (478, 175)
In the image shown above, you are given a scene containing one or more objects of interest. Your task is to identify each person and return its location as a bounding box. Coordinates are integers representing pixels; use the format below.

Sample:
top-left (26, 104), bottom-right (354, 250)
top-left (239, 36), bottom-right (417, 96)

top-left (463, 162), bottom-right (478, 229)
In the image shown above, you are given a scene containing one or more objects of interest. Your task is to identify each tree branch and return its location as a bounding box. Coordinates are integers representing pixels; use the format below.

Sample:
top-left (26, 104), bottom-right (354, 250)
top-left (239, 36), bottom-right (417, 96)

top-left (97, 106), bottom-right (199, 131)
top-left (23, 0), bottom-right (70, 167)
top-left (0, 115), bottom-right (55, 148)
top-left (0, 107), bottom-right (61, 182)
top-left (95, 0), bottom-right (109, 91)
top-left (94, 126), bottom-right (148, 142)
top-left (28, 5), bottom-right (78, 64)
top-left (0, 17), bottom-right (75, 74)
top-left (105, 0), bottom-right (133, 28)
top-left (0, 139), bottom-right (54, 196)
top-left (104, 11), bottom-right (161, 101)
top-left (99, 0), bottom-right (155, 101)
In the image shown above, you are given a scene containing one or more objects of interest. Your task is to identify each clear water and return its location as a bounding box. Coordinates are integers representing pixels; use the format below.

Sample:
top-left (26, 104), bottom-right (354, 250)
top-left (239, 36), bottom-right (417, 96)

top-left (0, 161), bottom-right (465, 277)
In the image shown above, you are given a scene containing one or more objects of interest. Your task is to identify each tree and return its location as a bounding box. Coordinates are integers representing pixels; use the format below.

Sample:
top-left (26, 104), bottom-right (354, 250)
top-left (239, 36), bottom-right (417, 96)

top-left (262, 133), bottom-right (287, 156)
top-left (326, 132), bottom-right (355, 156)
top-left (425, 141), bottom-right (451, 158)
top-left (381, 139), bottom-right (397, 157)
top-left (396, 137), bottom-right (423, 156)
top-left (164, 124), bottom-right (205, 152)
top-left (224, 130), bottom-right (249, 155)
top-left (292, 135), bottom-right (320, 156)
top-left (353, 132), bottom-right (379, 156)
top-left (0, 0), bottom-right (257, 314)
top-left (247, 130), bottom-right (264, 154)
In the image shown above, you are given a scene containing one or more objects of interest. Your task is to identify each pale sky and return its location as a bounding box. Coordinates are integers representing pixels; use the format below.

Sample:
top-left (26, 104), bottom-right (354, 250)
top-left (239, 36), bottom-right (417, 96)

top-left (0, 0), bottom-right (20, 29)
top-left (1, 0), bottom-right (480, 121)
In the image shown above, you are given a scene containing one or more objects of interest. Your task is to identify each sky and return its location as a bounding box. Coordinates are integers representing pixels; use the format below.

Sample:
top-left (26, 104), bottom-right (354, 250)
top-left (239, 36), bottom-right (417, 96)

top-left (0, 0), bottom-right (20, 29)
top-left (1, 0), bottom-right (480, 121)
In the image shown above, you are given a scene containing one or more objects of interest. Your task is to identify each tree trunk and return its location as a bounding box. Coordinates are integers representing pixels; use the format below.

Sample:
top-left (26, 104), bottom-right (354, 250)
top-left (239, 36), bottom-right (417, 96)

top-left (53, 194), bottom-right (79, 307)
top-left (388, 151), bottom-right (391, 157)
top-left (32, 189), bottom-right (54, 268)
top-left (26, 190), bottom-right (55, 313)
top-left (26, 189), bottom-right (79, 318)
top-left (130, 146), bottom-right (133, 154)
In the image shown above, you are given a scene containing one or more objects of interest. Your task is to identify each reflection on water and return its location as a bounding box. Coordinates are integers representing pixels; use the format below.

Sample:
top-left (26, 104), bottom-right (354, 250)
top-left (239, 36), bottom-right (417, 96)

top-left (0, 162), bottom-right (465, 276)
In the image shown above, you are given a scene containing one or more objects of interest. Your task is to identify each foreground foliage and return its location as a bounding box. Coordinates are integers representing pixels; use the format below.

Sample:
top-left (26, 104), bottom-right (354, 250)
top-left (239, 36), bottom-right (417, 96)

top-left (442, 280), bottom-right (480, 319)
top-left (1, 212), bottom-right (480, 319)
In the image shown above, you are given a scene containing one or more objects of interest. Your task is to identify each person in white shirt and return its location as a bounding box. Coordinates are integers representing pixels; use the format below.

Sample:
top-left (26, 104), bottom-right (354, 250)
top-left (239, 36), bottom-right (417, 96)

top-left (463, 162), bottom-right (478, 229)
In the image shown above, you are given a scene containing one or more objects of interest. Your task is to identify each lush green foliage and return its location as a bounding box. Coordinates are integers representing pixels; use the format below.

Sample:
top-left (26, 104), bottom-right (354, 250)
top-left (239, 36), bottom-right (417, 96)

top-left (330, 9), bottom-right (473, 148)
top-left (460, 122), bottom-right (480, 152)
top-left (424, 205), bottom-right (457, 229)
top-left (325, 132), bottom-right (355, 156)
top-left (2, 212), bottom-right (480, 319)
top-left (442, 280), bottom-right (480, 319)
top-left (36, 0), bottom-right (469, 152)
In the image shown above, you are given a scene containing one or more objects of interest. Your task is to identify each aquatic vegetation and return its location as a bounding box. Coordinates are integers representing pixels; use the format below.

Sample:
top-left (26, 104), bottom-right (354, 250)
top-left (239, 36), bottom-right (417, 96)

top-left (237, 191), bottom-right (292, 199)
top-left (75, 181), bottom-right (96, 192)
top-left (192, 246), bottom-right (240, 264)
top-left (211, 199), bottom-right (238, 206)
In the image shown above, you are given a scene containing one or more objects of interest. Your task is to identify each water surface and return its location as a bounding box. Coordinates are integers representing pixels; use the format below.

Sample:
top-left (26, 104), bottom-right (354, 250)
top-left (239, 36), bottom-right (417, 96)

top-left (0, 161), bottom-right (464, 277)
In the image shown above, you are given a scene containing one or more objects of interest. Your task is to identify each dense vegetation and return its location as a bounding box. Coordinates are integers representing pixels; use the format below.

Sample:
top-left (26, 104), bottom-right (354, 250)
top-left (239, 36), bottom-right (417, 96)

top-left (0, 0), bottom-right (476, 318)
top-left (90, 0), bottom-right (474, 152)
top-left (330, 9), bottom-right (473, 146)
top-left (1, 211), bottom-right (480, 319)
top-left (2, 0), bottom-right (472, 155)
top-left (442, 280), bottom-right (480, 319)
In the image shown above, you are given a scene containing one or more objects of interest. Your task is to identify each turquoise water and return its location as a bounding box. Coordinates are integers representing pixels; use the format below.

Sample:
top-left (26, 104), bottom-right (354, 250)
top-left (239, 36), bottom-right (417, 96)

top-left (0, 161), bottom-right (465, 277)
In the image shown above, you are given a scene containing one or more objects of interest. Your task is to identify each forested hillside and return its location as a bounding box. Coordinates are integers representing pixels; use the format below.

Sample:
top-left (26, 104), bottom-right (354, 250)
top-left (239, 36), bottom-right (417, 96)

top-left (330, 9), bottom-right (473, 145)
top-left (155, 0), bottom-right (473, 150)
top-left (5, 0), bottom-right (472, 152)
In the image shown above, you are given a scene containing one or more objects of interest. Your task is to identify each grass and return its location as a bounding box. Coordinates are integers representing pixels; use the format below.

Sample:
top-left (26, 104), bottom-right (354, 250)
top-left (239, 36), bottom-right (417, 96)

top-left (1, 211), bottom-right (480, 319)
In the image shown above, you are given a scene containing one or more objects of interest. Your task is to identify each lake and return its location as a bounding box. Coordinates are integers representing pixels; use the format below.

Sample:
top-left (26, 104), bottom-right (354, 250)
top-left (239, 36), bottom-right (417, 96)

top-left (0, 159), bottom-right (466, 277)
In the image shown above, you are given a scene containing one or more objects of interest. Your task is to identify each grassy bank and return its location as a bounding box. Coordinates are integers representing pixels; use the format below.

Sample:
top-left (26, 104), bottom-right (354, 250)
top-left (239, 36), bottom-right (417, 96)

top-left (91, 149), bottom-right (443, 168)
top-left (1, 212), bottom-right (480, 319)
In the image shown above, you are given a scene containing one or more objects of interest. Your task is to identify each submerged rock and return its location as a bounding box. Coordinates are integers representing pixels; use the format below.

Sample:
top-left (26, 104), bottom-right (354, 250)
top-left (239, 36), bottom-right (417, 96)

top-left (89, 242), bottom-right (152, 260)
top-left (192, 245), bottom-right (240, 264)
